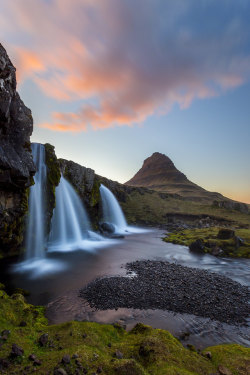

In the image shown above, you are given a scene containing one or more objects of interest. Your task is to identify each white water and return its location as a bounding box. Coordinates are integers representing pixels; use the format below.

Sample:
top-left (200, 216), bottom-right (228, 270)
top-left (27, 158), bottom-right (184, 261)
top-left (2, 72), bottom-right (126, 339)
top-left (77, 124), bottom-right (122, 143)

top-left (100, 184), bottom-right (127, 233)
top-left (25, 143), bottom-right (47, 259)
top-left (48, 176), bottom-right (114, 252)
top-left (99, 184), bottom-right (150, 234)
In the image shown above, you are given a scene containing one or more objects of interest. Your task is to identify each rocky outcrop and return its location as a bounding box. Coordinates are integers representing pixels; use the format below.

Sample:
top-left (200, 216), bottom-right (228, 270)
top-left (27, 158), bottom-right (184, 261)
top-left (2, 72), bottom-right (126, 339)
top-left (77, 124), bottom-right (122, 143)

top-left (0, 43), bottom-right (35, 257)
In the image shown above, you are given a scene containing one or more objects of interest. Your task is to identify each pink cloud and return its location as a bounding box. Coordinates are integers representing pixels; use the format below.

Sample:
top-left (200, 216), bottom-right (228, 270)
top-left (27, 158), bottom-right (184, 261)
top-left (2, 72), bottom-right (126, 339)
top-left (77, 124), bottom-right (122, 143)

top-left (1, 0), bottom-right (250, 132)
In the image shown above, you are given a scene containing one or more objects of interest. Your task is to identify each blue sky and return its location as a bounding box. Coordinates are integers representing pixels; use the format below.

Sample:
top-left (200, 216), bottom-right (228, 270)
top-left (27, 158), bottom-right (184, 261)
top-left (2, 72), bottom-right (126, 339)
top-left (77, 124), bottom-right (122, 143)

top-left (1, 0), bottom-right (250, 202)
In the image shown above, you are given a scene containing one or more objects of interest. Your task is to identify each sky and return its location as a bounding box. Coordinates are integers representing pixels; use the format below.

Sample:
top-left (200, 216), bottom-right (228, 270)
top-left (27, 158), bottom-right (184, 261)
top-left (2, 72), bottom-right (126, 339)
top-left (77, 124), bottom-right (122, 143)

top-left (1, 0), bottom-right (250, 203)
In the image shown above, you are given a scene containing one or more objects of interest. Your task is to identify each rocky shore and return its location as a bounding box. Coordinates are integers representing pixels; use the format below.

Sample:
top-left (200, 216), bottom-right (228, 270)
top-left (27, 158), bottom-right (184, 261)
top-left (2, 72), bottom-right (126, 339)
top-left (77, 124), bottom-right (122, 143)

top-left (80, 260), bottom-right (249, 325)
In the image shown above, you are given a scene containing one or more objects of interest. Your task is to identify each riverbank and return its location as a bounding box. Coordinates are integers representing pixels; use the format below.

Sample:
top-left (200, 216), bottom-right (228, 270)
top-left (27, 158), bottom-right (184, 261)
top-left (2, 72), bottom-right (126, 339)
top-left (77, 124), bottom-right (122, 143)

top-left (80, 260), bottom-right (249, 324)
top-left (163, 227), bottom-right (250, 258)
top-left (0, 285), bottom-right (249, 375)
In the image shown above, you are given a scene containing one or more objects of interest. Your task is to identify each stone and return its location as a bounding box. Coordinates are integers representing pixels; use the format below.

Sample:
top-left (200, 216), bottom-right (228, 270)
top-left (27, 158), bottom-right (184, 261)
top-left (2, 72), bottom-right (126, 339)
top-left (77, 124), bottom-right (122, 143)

top-left (61, 354), bottom-right (71, 364)
top-left (54, 368), bottom-right (68, 375)
top-left (218, 365), bottom-right (232, 375)
top-left (114, 350), bottom-right (123, 359)
top-left (38, 333), bottom-right (49, 346)
top-left (29, 354), bottom-right (36, 361)
top-left (99, 222), bottom-right (116, 234)
top-left (11, 343), bottom-right (24, 357)
top-left (217, 229), bottom-right (235, 240)
top-left (33, 359), bottom-right (42, 366)
top-left (189, 239), bottom-right (205, 253)
top-left (19, 321), bottom-right (27, 327)
top-left (204, 351), bottom-right (212, 359)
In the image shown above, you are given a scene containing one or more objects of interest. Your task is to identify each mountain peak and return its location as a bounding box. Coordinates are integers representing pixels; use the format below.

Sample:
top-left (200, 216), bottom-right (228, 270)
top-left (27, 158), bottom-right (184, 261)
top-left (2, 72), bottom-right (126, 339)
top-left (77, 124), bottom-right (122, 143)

top-left (126, 152), bottom-right (188, 190)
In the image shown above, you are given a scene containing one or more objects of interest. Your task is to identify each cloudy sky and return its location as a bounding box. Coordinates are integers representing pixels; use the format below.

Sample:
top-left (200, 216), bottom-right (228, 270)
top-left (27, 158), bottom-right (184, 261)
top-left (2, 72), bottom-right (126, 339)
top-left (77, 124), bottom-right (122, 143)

top-left (1, 0), bottom-right (250, 203)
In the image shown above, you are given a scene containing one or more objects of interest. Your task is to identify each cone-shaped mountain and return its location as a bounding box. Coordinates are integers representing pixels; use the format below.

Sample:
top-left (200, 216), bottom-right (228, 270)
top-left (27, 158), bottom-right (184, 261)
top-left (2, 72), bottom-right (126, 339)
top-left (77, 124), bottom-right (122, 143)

top-left (125, 152), bottom-right (223, 201)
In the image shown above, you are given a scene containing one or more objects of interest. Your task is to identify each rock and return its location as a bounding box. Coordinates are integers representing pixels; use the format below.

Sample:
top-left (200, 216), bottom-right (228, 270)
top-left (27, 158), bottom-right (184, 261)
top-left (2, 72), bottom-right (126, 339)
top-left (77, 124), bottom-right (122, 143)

top-left (33, 359), bottom-right (42, 366)
top-left (0, 358), bottom-right (10, 370)
top-left (54, 368), bottom-right (68, 375)
top-left (217, 229), bottom-right (235, 240)
top-left (29, 354), bottom-right (36, 361)
top-left (0, 43), bottom-right (35, 257)
top-left (218, 365), bottom-right (232, 375)
top-left (19, 321), bottom-right (27, 327)
top-left (114, 350), bottom-right (123, 359)
top-left (204, 351), bottom-right (212, 359)
top-left (1, 329), bottom-right (10, 337)
top-left (99, 222), bottom-right (116, 234)
top-left (211, 247), bottom-right (224, 256)
top-left (96, 366), bottom-right (102, 373)
top-left (235, 236), bottom-right (244, 248)
top-left (11, 343), bottom-right (24, 357)
top-left (72, 353), bottom-right (79, 359)
top-left (38, 333), bottom-right (49, 346)
top-left (61, 354), bottom-right (71, 364)
top-left (189, 239), bottom-right (205, 253)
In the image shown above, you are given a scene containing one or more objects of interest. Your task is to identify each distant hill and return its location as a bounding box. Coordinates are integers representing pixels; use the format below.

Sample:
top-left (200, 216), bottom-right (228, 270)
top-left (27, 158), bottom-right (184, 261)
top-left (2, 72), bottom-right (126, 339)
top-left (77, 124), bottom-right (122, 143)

top-left (125, 152), bottom-right (246, 207)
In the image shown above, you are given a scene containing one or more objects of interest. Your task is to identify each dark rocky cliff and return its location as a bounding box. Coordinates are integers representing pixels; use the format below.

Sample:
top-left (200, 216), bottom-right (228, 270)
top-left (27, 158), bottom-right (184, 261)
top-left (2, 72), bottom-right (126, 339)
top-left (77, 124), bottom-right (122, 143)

top-left (0, 43), bottom-right (35, 257)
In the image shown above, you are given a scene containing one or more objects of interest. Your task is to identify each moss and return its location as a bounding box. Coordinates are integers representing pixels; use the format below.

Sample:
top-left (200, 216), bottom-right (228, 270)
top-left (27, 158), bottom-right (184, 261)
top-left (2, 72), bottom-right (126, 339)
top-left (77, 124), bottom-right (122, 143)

top-left (163, 227), bottom-right (250, 258)
top-left (0, 292), bottom-right (249, 374)
top-left (90, 178), bottom-right (101, 207)
top-left (44, 143), bottom-right (61, 234)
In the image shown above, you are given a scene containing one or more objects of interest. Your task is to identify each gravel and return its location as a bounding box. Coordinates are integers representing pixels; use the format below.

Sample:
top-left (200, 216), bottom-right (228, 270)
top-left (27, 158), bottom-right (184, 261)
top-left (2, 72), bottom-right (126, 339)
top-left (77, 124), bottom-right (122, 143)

top-left (80, 260), bottom-right (249, 324)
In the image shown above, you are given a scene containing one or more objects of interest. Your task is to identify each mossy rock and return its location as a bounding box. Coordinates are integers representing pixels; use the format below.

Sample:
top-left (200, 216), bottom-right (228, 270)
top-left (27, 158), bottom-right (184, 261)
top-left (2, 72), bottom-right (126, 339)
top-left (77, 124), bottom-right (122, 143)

top-left (44, 143), bottom-right (61, 234)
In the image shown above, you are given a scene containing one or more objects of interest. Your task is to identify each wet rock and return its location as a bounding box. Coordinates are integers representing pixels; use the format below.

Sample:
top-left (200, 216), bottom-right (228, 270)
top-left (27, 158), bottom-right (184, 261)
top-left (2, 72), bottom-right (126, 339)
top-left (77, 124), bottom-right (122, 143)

top-left (11, 343), bottom-right (24, 357)
top-left (99, 222), bottom-right (116, 234)
top-left (38, 333), bottom-right (49, 346)
top-left (189, 239), bottom-right (205, 253)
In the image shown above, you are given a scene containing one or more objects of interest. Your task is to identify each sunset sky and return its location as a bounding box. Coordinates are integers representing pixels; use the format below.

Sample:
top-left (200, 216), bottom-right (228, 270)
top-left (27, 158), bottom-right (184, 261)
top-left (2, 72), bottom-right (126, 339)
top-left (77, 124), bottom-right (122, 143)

top-left (1, 0), bottom-right (250, 203)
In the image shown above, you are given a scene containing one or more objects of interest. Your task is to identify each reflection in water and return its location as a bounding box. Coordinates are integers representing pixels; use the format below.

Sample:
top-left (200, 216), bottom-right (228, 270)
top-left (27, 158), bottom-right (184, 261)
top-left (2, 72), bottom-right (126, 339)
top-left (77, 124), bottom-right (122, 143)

top-left (5, 230), bottom-right (250, 349)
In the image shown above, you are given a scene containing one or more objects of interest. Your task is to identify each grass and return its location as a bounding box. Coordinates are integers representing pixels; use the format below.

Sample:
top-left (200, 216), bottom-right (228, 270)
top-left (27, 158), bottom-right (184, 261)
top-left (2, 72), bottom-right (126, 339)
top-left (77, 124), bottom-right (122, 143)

top-left (163, 227), bottom-right (250, 258)
top-left (0, 287), bottom-right (249, 374)
top-left (121, 190), bottom-right (250, 228)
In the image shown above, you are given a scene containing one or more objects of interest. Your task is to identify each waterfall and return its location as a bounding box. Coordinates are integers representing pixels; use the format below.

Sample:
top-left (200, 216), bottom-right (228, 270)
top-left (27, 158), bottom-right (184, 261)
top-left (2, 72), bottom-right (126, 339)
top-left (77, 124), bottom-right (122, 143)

top-left (48, 176), bottom-right (102, 252)
top-left (100, 184), bottom-right (127, 233)
top-left (25, 143), bottom-right (47, 259)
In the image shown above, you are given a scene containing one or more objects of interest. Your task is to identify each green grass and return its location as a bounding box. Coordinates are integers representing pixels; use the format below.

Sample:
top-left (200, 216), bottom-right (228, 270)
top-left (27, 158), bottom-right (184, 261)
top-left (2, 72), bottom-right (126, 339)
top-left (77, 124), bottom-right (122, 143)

top-left (163, 227), bottom-right (250, 258)
top-left (121, 191), bottom-right (250, 228)
top-left (0, 288), bottom-right (249, 374)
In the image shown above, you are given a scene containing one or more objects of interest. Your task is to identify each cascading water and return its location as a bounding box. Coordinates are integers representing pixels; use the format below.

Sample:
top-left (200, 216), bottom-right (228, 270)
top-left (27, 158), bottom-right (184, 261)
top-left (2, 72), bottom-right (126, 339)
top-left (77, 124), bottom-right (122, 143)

top-left (48, 176), bottom-right (103, 252)
top-left (100, 184), bottom-right (127, 233)
top-left (25, 143), bottom-right (47, 259)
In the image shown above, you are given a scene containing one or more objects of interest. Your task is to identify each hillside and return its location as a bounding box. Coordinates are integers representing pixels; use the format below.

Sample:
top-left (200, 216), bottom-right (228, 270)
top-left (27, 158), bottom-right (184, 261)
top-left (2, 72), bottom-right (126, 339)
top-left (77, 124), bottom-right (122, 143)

top-left (126, 152), bottom-right (239, 205)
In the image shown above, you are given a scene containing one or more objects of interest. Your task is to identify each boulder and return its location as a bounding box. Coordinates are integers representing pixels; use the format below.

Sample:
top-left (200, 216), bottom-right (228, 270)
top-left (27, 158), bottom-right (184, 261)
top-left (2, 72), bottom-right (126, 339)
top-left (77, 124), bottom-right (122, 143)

top-left (99, 222), bottom-right (116, 234)
top-left (189, 239), bottom-right (205, 253)
top-left (217, 229), bottom-right (235, 240)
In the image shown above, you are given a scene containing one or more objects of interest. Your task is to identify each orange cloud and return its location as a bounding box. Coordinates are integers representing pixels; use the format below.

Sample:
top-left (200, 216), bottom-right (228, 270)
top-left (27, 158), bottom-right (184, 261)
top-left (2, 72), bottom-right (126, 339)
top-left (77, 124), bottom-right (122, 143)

top-left (1, 0), bottom-right (250, 132)
top-left (14, 47), bottom-right (45, 81)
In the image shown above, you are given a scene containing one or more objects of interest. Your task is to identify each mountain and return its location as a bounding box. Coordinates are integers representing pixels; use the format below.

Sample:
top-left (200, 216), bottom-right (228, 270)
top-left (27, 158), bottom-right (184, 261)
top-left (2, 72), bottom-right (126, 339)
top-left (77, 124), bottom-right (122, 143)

top-left (125, 152), bottom-right (228, 203)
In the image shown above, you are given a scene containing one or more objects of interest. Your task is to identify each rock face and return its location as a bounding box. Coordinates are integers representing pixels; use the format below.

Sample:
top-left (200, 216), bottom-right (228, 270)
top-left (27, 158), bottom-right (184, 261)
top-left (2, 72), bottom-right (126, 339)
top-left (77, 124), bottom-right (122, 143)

top-left (0, 43), bottom-right (35, 257)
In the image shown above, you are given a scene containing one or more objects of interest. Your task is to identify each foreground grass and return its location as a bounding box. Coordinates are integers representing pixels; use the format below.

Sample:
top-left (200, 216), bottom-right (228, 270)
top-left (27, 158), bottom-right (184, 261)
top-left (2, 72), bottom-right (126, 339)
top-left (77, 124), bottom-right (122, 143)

top-left (0, 287), bottom-right (249, 374)
top-left (163, 227), bottom-right (250, 258)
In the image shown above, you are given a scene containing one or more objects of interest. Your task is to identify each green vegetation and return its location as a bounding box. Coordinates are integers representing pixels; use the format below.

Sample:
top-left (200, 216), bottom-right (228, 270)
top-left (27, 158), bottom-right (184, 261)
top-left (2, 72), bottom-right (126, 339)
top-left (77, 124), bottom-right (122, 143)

top-left (44, 143), bottom-right (61, 233)
top-left (163, 227), bottom-right (250, 258)
top-left (0, 288), bottom-right (249, 374)
top-left (122, 190), bottom-right (250, 228)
